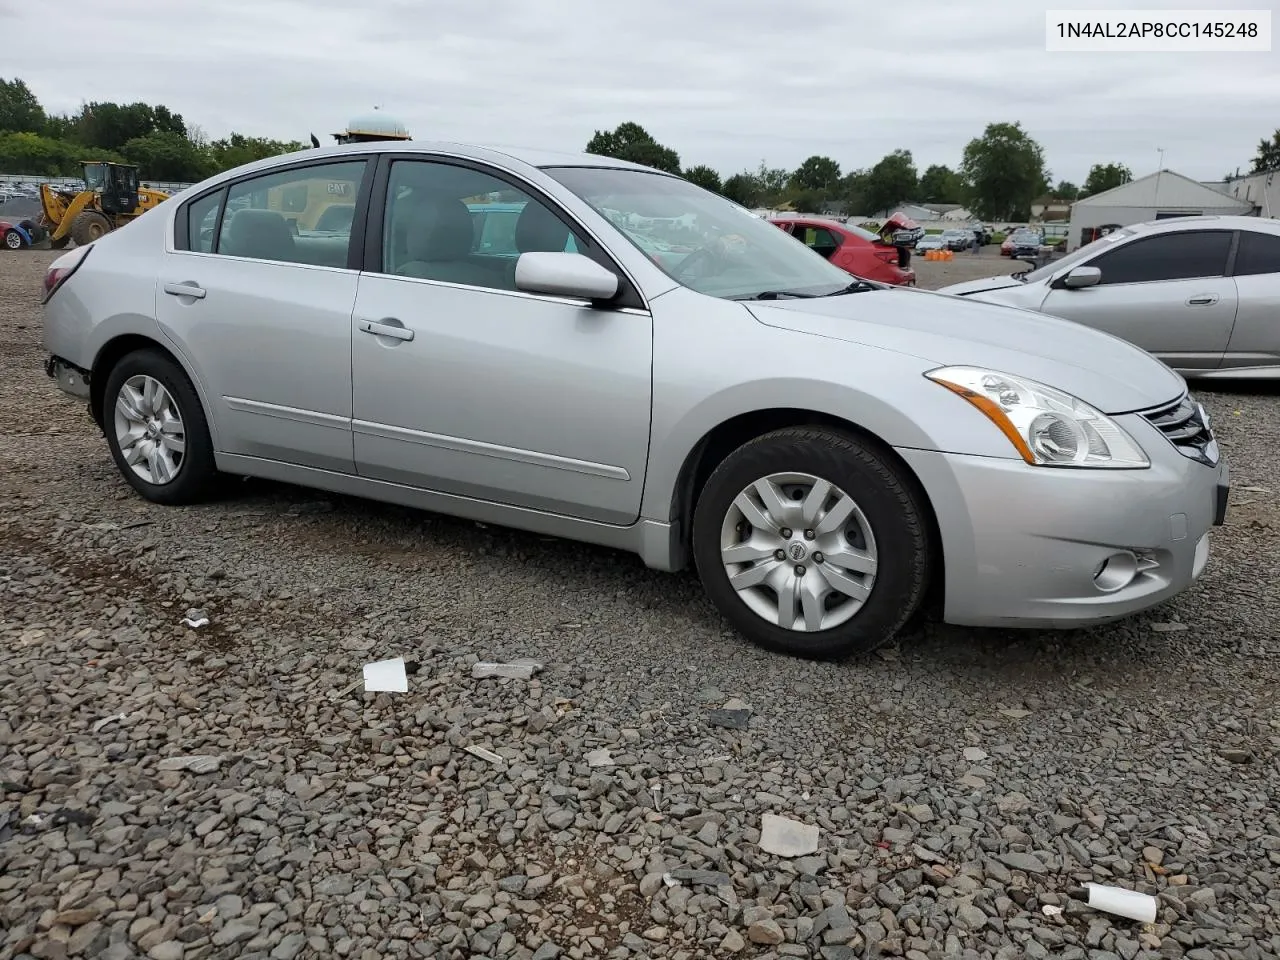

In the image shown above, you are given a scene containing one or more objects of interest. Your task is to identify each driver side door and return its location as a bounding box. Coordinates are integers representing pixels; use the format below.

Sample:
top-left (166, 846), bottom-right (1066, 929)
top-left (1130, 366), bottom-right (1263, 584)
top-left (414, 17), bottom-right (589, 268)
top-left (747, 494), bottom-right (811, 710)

top-left (1037, 229), bottom-right (1238, 371)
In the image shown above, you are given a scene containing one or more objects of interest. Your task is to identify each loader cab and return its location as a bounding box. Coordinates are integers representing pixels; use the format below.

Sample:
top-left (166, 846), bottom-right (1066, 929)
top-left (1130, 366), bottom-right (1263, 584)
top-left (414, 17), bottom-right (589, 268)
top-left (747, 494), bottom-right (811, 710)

top-left (84, 162), bottom-right (140, 215)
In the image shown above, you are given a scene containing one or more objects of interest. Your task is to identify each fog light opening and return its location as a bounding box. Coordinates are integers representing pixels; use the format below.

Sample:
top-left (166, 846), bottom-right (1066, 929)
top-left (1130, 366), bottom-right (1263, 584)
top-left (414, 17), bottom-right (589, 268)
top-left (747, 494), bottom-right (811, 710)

top-left (1094, 551), bottom-right (1139, 593)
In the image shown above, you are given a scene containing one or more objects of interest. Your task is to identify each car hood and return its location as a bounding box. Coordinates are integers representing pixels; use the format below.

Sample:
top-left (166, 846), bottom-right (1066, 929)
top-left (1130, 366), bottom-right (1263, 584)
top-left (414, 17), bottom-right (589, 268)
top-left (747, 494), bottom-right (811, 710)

top-left (745, 287), bottom-right (1184, 414)
top-left (937, 274), bottom-right (1029, 296)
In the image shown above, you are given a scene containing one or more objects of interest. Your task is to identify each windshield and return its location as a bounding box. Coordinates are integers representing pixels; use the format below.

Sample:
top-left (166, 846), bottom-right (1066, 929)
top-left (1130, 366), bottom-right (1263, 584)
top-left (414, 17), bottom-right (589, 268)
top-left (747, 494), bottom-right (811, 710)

top-left (1022, 227), bottom-right (1138, 282)
top-left (544, 166), bottom-right (855, 299)
top-left (83, 163), bottom-right (105, 191)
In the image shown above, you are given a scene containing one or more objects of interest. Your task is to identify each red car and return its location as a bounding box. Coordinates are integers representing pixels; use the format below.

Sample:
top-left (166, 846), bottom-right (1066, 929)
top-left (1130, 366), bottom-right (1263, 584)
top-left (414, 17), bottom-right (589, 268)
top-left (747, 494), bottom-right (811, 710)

top-left (770, 216), bottom-right (915, 286)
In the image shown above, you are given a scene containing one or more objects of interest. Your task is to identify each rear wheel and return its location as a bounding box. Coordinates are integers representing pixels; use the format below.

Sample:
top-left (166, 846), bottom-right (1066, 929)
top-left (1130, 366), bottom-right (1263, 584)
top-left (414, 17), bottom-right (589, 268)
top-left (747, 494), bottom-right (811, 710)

top-left (70, 210), bottom-right (112, 246)
top-left (103, 349), bottom-right (219, 505)
top-left (692, 427), bottom-right (931, 659)
top-left (2, 229), bottom-right (22, 250)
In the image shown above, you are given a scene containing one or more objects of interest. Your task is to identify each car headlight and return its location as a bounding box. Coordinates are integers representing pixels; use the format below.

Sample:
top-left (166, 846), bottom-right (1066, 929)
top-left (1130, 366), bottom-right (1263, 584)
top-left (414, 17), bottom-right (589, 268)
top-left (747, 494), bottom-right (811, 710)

top-left (925, 366), bottom-right (1149, 469)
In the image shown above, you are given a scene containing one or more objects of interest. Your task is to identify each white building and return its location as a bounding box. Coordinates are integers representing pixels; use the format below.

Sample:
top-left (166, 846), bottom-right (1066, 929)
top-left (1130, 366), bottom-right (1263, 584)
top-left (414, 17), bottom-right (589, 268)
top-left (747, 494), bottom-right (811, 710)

top-left (1067, 170), bottom-right (1252, 250)
top-left (1212, 170), bottom-right (1280, 218)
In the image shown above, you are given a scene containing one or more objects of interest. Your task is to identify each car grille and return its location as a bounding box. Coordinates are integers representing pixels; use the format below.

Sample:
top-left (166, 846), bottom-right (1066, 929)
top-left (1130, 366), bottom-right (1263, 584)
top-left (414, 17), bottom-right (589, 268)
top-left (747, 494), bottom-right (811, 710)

top-left (1141, 395), bottom-right (1219, 466)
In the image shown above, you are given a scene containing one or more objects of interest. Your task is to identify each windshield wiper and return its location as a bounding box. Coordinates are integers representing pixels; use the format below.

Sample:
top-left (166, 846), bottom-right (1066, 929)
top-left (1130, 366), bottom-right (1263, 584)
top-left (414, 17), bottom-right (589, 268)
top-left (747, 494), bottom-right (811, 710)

top-left (821, 279), bottom-right (877, 296)
top-left (734, 290), bottom-right (819, 300)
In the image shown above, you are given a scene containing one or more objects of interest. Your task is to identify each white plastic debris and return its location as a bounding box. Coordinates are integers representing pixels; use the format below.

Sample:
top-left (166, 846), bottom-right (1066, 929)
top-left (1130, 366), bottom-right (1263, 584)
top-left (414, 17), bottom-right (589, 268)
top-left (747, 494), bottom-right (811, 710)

top-left (472, 661), bottom-right (543, 681)
top-left (1041, 904), bottom-right (1063, 917)
top-left (1076, 883), bottom-right (1158, 923)
top-left (759, 813), bottom-right (820, 858)
top-left (661, 872), bottom-right (680, 888)
top-left (464, 744), bottom-right (504, 765)
top-left (363, 657), bottom-right (408, 693)
top-left (181, 610), bottom-right (210, 629)
top-left (585, 748), bottom-right (615, 768)
top-left (156, 755), bottom-right (222, 774)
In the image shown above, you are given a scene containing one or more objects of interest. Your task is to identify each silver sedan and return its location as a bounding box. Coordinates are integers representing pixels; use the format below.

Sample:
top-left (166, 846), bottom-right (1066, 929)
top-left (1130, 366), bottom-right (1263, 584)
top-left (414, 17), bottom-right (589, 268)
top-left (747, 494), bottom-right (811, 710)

top-left (41, 141), bottom-right (1229, 658)
top-left (940, 216), bottom-right (1280, 378)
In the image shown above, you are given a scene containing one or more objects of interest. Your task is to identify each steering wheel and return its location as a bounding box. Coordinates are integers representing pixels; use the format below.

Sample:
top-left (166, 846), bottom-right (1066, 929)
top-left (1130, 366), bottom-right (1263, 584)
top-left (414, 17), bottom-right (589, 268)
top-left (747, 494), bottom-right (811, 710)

top-left (672, 234), bottom-right (747, 281)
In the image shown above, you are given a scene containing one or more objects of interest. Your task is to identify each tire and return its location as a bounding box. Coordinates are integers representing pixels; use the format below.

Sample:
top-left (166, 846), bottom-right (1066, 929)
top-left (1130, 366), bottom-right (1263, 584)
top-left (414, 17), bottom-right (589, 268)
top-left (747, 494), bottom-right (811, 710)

top-left (102, 349), bottom-right (218, 505)
top-left (692, 426), bottom-right (931, 660)
top-left (70, 210), bottom-right (112, 246)
top-left (2, 229), bottom-right (22, 250)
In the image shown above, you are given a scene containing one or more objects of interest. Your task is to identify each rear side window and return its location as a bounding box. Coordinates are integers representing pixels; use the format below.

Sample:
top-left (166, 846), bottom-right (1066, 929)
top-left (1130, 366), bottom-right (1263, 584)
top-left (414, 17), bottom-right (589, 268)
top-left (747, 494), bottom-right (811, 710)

top-left (1233, 230), bottom-right (1280, 277)
top-left (185, 190), bottom-right (223, 253)
top-left (216, 160), bottom-right (368, 268)
top-left (1092, 231), bottom-right (1232, 285)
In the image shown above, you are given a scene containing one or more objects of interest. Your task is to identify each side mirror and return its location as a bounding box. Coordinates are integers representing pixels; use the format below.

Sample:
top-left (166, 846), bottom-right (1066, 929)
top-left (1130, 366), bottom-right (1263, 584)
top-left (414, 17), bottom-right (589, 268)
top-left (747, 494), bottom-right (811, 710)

top-left (1060, 266), bottom-right (1101, 289)
top-left (515, 252), bottom-right (619, 302)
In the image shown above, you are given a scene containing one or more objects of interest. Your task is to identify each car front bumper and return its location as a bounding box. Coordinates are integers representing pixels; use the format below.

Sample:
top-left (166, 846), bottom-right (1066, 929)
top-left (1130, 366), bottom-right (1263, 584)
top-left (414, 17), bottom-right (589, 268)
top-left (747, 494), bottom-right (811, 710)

top-left (897, 427), bottom-right (1227, 629)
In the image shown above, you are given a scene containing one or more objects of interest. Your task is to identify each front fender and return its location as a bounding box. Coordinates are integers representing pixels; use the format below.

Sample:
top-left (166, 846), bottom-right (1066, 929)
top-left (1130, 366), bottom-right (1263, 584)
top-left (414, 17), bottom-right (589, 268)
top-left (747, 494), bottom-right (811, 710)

top-left (640, 291), bottom-right (1022, 522)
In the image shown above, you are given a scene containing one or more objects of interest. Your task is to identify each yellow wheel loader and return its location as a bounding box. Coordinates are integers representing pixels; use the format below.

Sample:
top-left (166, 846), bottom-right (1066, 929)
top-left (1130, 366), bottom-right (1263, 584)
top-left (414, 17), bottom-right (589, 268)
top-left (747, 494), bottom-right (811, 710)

top-left (39, 162), bottom-right (171, 248)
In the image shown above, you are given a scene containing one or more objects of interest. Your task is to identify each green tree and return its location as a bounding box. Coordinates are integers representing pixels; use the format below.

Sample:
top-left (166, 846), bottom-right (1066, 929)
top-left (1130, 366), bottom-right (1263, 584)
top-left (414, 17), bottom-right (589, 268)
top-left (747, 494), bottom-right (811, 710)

top-left (753, 161), bottom-right (789, 204)
top-left (720, 172), bottom-right (761, 207)
top-left (0, 77), bottom-right (46, 134)
top-left (838, 169), bottom-right (871, 215)
top-left (1250, 130), bottom-right (1280, 174)
top-left (1080, 162), bottom-right (1133, 198)
top-left (207, 133), bottom-right (305, 172)
top-left (121, 132), bottom-right (212, 181)
top-left (863, 149), bottom-right (918, 216)
top-left (585, 122), bottom-right (680, 174)
top-left (1053, 180), bottom-right (1080, 201)
top-left (0, 131), bottom-right (79, 176)
top-left (789, 155), bottom-right (841, 192)
top-left (75, 101), bottom-right (187, 153)
top-left (960, 122), bottom-right (1049, 220)
top-left (917, 164), bottom-right (965, 204)
top-left (682, 164), bottom-right (722, 193)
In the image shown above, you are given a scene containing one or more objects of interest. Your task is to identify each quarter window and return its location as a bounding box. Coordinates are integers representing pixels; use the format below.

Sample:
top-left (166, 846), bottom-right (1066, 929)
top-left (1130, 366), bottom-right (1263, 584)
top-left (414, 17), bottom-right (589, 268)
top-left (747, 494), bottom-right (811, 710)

top-left (1232, 230), bottom-right (1280, 277)
top-left (185, 189), bottom-right (223, 253)
top-left (1091, 231), bottom-right (1232, 285)
top-left (379, 159), bottom-right (585, 293)
top-left (215, 160), bottom-right (367, 268)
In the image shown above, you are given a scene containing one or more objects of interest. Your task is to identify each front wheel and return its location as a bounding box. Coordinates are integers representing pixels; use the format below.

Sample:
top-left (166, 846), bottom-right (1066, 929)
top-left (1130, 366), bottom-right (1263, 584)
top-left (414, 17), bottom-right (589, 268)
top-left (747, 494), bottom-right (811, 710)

top-left (3, 229), bottom-right (22, 250)
top-left (102, 349), bottom-right (219, 505)
top-left (692, 427), bottom-right (932, 659)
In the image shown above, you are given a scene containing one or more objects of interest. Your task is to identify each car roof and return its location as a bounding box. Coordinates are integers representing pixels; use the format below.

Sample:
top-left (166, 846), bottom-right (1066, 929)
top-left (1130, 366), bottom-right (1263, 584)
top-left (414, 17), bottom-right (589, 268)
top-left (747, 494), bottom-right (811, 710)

top-left (199, 139), bottom-right (666, 188)
top-left (1126, 214), bottom-right (1280, 237)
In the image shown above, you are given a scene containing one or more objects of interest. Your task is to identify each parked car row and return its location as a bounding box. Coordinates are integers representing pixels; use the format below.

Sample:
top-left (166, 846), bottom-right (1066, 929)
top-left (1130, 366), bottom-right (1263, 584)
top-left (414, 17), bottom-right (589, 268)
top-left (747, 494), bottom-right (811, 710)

top-left (39, 140), bottom-right (1238, 663)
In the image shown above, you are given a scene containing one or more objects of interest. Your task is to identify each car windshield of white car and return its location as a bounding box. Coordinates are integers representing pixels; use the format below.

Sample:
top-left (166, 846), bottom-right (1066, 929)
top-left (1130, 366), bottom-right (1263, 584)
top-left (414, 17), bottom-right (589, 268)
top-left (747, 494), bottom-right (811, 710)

top-left (544, 166), bottom-right (855, 300)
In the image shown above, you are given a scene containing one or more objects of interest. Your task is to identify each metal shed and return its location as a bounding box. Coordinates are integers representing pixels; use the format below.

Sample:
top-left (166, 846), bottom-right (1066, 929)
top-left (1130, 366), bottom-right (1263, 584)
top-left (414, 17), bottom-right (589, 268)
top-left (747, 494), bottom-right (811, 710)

top-left (1067, 170), bottom-right (1252, 250)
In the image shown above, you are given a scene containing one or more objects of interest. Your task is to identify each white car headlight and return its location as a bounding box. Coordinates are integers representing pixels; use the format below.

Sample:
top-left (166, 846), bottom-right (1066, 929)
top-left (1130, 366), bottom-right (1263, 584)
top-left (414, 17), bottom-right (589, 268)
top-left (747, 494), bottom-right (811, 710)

top-left (925, 366), bottom-right (1149, 469)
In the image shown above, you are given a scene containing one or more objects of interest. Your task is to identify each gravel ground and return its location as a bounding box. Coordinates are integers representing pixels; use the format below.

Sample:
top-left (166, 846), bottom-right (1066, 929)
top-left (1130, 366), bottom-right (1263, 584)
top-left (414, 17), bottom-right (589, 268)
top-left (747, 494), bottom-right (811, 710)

top-left (2, 246), bottom-right (1278, 960)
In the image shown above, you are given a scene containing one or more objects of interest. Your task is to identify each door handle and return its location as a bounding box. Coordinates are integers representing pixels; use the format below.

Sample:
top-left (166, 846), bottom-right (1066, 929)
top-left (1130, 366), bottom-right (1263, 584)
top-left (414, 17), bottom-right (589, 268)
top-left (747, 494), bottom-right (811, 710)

top-left (163, 282), bottom-right (206, 299)
top-left (1187, 294), bottom-right (1218, 306)
top-left (358, 319), bottom-right (414, 342)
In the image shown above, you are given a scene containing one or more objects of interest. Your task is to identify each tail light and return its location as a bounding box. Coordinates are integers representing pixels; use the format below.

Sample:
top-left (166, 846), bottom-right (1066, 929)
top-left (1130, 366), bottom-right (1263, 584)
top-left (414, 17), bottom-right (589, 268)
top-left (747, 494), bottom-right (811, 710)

top-left (41, 245), bottom-right (91, 304)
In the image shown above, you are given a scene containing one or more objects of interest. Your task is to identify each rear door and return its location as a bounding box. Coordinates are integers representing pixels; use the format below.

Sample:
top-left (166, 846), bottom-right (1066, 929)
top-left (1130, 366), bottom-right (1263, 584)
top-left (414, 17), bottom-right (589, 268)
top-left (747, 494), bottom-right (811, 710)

top-left (1222, 228), bottom-right (1280, 373)
top-left (1035, 229), bottom-right (1238, 372)
top-left (155, 157), bottom-right (373, 473)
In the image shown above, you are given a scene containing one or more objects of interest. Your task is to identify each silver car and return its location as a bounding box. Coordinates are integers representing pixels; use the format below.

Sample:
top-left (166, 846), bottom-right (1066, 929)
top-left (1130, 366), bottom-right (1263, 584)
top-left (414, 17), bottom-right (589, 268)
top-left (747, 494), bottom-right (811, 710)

top-left (941, 216), bottom-right (1280, 378)
top-left (41, 141), bottom-right (1229, 658)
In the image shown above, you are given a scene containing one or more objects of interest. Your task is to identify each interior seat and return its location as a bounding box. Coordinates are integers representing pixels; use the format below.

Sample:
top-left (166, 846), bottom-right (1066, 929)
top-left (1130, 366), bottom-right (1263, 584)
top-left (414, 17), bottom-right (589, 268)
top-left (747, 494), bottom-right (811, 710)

top-left (222, 209), bottom-right (296, 261)
top-left (397, 197), bottom-right (502, 288)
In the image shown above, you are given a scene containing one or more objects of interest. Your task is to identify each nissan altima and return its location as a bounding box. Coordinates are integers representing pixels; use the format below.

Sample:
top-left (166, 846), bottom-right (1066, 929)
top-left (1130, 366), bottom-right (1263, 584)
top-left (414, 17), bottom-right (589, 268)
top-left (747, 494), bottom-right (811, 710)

top-left (41, 141), bottom-right (1229, 658)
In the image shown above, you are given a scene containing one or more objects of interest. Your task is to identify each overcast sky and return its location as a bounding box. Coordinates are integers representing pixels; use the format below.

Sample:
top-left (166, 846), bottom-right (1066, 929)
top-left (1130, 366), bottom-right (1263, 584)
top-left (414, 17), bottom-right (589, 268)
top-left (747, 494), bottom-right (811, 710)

top-left (3, 0), bottom-right (1276, 185)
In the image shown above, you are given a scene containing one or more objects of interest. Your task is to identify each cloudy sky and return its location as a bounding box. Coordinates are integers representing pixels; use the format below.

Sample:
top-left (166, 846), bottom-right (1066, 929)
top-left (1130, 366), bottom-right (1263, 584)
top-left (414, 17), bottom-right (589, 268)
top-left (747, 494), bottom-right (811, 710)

top-left (3, 0), bottom-right (1276, 184)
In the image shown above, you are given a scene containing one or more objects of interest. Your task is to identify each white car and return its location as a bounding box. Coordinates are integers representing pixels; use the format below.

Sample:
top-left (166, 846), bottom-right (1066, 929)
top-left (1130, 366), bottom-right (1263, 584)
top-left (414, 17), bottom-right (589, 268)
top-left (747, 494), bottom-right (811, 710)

top-left (940, 215), bottom-right (1280, 378)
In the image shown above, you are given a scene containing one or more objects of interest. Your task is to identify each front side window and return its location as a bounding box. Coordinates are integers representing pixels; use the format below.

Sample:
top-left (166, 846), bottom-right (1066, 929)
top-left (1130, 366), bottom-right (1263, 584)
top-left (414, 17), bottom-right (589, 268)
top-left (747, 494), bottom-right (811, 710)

top-left (1022, 227), bottom-right (1136, 283)
top-left (1090, 230), bottom-right (1232, 285)
top-left (1233, 230), bottom-right (1280, 277)
top-left (379, 160), bottom-right (585, 292)
top-left (216, 160), bottom-right (367, 268)
top-left (544, 166), bottom-right (855, 299)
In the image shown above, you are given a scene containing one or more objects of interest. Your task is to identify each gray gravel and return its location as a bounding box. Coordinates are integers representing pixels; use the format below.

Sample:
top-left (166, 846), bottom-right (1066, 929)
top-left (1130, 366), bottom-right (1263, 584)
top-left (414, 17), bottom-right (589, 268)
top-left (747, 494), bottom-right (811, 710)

top-left (3, 248), bottom-right (1279, 960)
